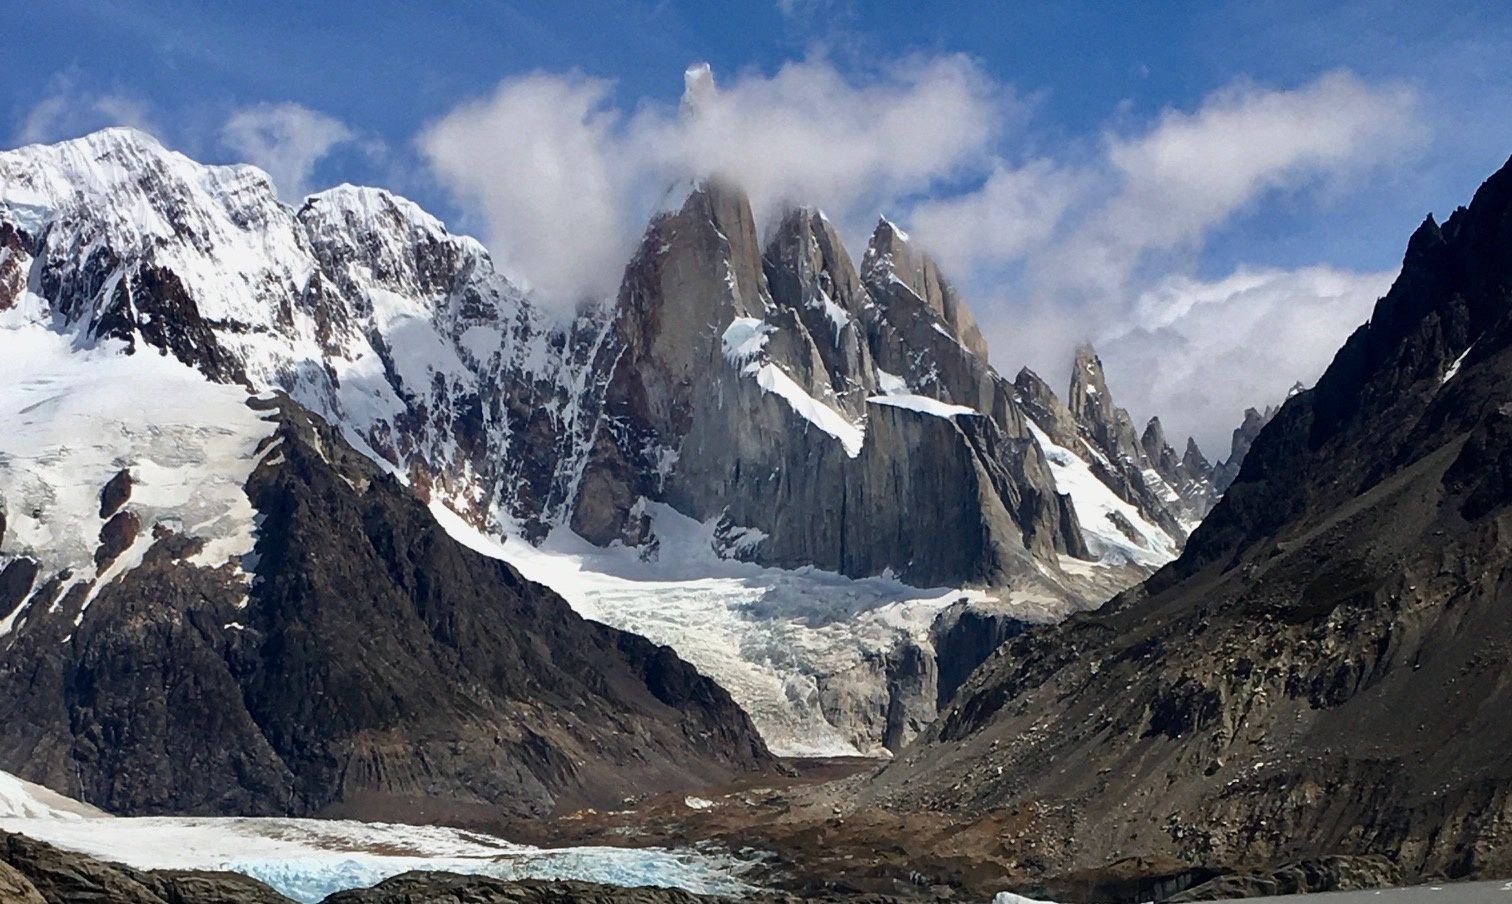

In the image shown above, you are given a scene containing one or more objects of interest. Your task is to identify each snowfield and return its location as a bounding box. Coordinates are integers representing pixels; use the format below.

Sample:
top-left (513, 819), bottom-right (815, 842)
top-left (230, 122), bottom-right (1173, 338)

top-left (1025, 421), bottom-right (1177, 567)
top-left (0, 319), bottom-right (277, 633)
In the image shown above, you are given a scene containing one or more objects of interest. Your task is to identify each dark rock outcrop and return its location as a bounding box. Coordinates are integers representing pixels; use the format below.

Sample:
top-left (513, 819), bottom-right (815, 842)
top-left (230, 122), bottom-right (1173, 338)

top-left (862, 154), bottom-right (1512, 890)
top-left (929, 601), bottom-right (1029, 708)
top-left (94, 509), bottom-right (140, 568)
top-left (1166, 855), bottom-right (1402, 901)
top-left (0, 831), bottom-right (294, 904)
top-left (99, 469), bottom-right (133, 519)
top-left (0, 397), bottom-right (771, 819)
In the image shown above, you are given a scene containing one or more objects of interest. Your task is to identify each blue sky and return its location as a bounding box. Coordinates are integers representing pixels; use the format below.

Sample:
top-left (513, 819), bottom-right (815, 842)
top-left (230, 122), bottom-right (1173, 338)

top-left (8, 0), bottom-right (1512, 449)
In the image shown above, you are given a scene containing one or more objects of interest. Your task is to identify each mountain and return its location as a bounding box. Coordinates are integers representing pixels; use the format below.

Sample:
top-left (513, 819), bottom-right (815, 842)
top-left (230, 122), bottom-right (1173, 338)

top-left (0, 385), bottom-right (769, 818)
top-left (857, 155), bottom-right (1512, 896)
top-left (0, 128), bottom-right (1223, 763)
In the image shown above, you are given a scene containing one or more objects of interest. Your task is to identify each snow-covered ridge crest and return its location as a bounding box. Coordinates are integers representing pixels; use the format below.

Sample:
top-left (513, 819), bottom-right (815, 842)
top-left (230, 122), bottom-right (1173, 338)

top-left (0, 126), bottom-right (600, 541)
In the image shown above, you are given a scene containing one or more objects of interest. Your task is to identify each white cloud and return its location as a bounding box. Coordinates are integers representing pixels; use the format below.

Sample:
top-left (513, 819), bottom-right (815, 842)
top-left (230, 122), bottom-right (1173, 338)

top-left (1049, 70), bottom-right (1421, 299)
top-left (419, 73), bottom-right (640, 307)
top-left (221, 102), bottom-right (355, 201)
top-left (909, 159), bottom-right (1083, 275)
top-left (662, 56), bottom-right (1001, 225)
top-left (1095, 265), bottom-right (1394, 453)
top-left (419, 59), bottom-right (1421, 449)
top-left (958, 71), bottom-right (1421, 448)
top-left (418, 55), bottom-right (1008, 308)
top-left (16, 76), bottom-right (157, 146)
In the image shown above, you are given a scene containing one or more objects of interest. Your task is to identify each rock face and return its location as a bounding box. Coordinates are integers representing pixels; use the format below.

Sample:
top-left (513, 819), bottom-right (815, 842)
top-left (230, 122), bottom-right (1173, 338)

top-left (861, 154), bottom-right (1512, 889)
top-left (0, 397), bottom-right (770, 818)
top-left (570, 187), bottom-right (1076, 588)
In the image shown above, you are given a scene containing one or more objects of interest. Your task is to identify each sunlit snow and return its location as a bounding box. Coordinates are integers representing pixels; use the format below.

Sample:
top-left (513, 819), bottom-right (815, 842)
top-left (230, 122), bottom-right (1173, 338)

top-left (1025, 421), bottom-right (1177, 567)
top-left (0, 320), bottom-right (276, 632)
top-left (429, 499), bottom-right (996, 757)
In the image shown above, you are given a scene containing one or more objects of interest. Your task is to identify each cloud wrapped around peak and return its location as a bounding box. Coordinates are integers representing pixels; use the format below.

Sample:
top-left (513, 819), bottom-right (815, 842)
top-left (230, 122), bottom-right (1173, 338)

top-left (418, 55), bottom-right (1008, 306)
top-left (221, 102), bottom-right (357, 202)
top-left (420, 58), bottom-right (1422, 448)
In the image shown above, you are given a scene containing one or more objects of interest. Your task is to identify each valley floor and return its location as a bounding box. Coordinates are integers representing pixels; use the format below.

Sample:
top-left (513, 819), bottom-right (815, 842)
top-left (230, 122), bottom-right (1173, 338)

top-left (4, 764), bottom-right (1510, 903)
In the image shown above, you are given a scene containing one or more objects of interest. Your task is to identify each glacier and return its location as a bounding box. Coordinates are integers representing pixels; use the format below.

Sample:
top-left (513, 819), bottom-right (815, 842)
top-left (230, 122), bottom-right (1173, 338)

top-left (0, 770), bottom-right (756, 903)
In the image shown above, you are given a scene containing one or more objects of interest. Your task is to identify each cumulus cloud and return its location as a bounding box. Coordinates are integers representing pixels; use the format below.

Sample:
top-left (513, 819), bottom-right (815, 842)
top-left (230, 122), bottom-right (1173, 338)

top-left (221, 102), bottom-right (356, 201)
top-left (419, 73), bottom-right (643, 307)
top-left (418, 55), bottom-right (1008, 306)
top-left (955, 71), bottom-right (1421, 448)
top-left (1096, 266), bottom-right (1394, 453)
top-left (15, 75), bottom-right (157, 145)
top-left (909, 159), bottom-right (1084, 275)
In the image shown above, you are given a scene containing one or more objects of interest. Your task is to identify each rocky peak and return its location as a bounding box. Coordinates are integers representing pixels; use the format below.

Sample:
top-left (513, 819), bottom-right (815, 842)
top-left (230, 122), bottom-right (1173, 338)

top-left (860, 218), bottom-right (988, 358)
top-left (1067, 344), bottom-right (1120, 435)
top-left (762, 207), bottom-right (877, 407)
top-left (1014, 366), bottom-right (1081, 449)
top-left (1140, 416), bottom-right (1171, 465)
top-left (1182, 436), bottom-right (1211, 475)
top-left (1210, 405), bottom-right (1272, 495)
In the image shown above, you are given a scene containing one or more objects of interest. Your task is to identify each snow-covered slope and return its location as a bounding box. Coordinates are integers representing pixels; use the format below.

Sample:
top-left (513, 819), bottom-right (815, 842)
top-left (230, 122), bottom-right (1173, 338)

top-left (0, 320), bottom-right (277, 631)
top-left (1025, 422), bottom-right (1176, 566)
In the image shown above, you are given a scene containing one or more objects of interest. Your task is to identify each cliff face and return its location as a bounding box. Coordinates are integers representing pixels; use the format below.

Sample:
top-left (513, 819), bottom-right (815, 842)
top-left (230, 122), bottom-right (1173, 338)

top-left (571, 185), bottom-right (1076, 589)
top-left (861, 155), bottom-right (1512, 888)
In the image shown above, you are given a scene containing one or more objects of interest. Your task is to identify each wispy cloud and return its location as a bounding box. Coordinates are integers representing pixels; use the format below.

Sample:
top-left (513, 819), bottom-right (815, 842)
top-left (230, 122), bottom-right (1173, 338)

top-left (908, 69), bottom-right (1421, 449)
top-left (220, 102), bottom-right (360, 201)
top-left (15, 73), bottom-right (157, 146)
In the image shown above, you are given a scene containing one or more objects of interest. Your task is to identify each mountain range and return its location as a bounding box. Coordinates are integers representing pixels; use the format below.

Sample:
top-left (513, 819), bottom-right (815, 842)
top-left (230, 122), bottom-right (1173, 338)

top-left (856, 151), bottom-right (1512, 900)
top-left (3, 127), bottom-right (1503, 903)
top-left (0, 128), bottom-right (1265, 779)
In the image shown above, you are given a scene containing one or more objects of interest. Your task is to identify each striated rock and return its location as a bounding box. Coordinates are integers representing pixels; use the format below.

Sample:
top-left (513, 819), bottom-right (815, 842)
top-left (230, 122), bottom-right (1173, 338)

top-left (0, 860), bottom-right (46, 904)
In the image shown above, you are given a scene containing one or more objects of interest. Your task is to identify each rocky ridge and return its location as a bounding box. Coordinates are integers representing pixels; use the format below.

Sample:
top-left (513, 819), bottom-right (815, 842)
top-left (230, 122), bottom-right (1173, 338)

top-left (858, 153), bottom-right (1512, 892)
